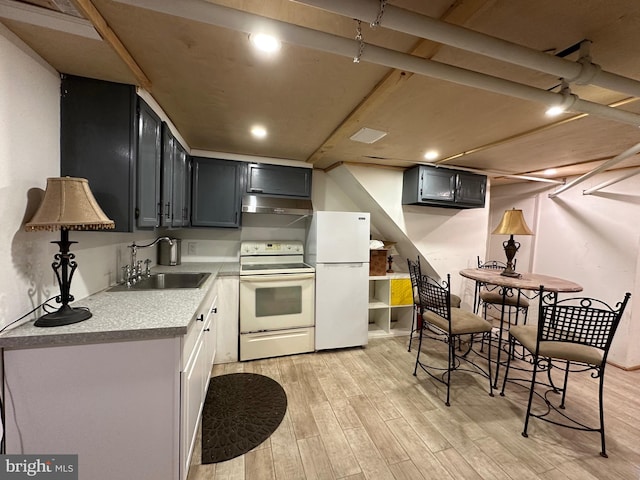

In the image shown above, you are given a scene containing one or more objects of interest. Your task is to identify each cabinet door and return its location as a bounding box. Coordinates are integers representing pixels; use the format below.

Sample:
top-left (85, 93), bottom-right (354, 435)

top-left (246, 163), bottom-right (312, 198)
top-left (172, 142), bottom-right (189, 227)
top-left (455, 172), bottom-right (487, 207)
top-left (192, 157), bottom-right (242, 228)
top-left (60, 74), bottom-right (136, 232)
top-left (181, 336), bottom-right (206, 480)
top-left (419, 167), bottom-right (456, 204)
top-left (160, 123), bottom-right (175, 227)
top-left (137, 99), bottom-right (162, 228)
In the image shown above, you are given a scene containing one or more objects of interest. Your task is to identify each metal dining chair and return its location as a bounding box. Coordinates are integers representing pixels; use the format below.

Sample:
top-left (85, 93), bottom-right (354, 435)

top-left (501, 287), bottom-right (631, 457)
top-left (410, 264), bottom-right (493, 406)
top-left (407, 256), bottom-right (461, 352)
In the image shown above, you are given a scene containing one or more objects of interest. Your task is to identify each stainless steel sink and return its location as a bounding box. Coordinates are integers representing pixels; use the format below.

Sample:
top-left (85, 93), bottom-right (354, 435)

top-left (108, 272), bottom-right (210, 291)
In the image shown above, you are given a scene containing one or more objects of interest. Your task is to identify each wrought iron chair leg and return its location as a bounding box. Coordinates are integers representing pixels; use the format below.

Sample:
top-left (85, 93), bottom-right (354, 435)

top-left (598, 368), bottom-right (608, 458)
top-left (559, 360), bottom-right (570, 409)
top-left (522, 355), bottom-right (539, 438)
top-left (500, 335), bottom-right (515, 396)
top-left (487, 332), bottom-right (494, 397)
top-left (408, 304), bottom-right (416, 352)
top-left (445, 336), bottom-right (454, 407)
top-left (413, 324), bottom-right (424, 376)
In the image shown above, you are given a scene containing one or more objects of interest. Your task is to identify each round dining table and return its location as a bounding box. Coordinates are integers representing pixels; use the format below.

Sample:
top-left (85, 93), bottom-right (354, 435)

top-left (459, 268), bottom-right (583, 294)
top-left (459, 268), bottom-right (583, 387)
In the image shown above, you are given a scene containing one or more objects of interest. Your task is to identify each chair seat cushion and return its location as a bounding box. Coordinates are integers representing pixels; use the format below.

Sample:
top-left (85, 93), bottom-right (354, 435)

top-left (509, 325), bottom-right (604, 366)
top-left (423, 308), bottom-right (492, 335)
top-left (414, 288), bottom-right (461, 308)
top-left (480, 290), bottom-right (529, 308)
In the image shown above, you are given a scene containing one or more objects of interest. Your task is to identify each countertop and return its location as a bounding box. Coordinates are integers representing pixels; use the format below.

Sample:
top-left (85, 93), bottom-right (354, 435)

top-left (0, 262), bottom-right (239, 349)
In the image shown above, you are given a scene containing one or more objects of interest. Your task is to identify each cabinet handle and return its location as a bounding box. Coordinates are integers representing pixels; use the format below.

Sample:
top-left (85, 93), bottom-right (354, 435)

top-left (204, 328), bottom-right (210, 332)
top-left (211, 307), bottom-right (217, 314)
top-left (165, 202), bottom-right (171, 219)
top-left (196, 314), bottom-right (204, 322)
top-left (249, 188), bottom-right (263, 193)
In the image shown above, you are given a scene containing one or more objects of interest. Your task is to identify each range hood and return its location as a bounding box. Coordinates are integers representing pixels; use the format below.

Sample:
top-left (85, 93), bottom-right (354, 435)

top-left (241, 194), bottom-right (313, 215)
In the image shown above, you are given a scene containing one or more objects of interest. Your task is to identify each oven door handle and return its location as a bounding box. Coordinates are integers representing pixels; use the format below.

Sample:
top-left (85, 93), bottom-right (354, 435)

top-left (240, 273), bottom-right (316, 282)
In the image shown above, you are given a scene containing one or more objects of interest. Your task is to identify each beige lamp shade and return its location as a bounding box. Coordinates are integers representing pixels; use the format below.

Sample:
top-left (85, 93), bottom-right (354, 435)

top-left (25, 177), bottom-right (115, 231)
top-left (491, 208), bottom-right (534, 236)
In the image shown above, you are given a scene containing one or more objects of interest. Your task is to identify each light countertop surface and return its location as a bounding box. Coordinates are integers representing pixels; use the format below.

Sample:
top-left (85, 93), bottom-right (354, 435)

top-left (0, 262), bottom-right (239, 349)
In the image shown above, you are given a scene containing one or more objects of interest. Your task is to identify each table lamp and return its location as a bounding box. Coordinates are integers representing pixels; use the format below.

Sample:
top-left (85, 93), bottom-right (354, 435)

top-left (25, 177), bottom-right (115, 327)
top-left (491, 208), bottom-right (533, 278)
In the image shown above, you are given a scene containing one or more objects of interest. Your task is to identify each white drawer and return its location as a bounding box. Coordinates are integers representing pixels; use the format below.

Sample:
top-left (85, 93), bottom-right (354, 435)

top-left (240, 327), bottom-right (314, 361)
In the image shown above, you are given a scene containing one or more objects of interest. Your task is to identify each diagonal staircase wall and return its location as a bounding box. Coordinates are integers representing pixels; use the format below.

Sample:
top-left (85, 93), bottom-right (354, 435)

top-left (320, 163), bottom-right (491, 305)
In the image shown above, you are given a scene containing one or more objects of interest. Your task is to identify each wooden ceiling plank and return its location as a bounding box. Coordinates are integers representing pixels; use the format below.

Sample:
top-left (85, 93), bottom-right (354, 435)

top-left (307, 0), bottom-right (492, 166)
top-left (438, 96), bottom-right (640, 169)
top-left (70, 0), bottom-right (151, 89)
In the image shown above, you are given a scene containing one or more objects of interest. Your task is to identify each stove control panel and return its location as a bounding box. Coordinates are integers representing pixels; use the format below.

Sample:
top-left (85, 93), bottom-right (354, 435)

top-left (241, 241), bottom-right (304, 256)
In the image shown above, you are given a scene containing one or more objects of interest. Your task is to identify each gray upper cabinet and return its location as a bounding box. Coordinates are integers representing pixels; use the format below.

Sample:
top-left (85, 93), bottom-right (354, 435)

top-left (402, 165), bottom-right (486, 209)
top-left (246, 163), bottom-right (312, 198)
top-left (191, 157), bottom-right (242, 228)
top-left (160, 123), bottom-right (190, 228)
top-left (174, 142), bottom-right (190, 227)
top-left (60, 74), bottom-right (161, 231)
top-left (137, 100), bottom-right (162, 228)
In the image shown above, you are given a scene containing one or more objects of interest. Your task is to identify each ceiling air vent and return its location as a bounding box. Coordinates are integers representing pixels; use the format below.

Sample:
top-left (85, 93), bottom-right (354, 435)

top-left (349, 127), bottom-right (387, 144)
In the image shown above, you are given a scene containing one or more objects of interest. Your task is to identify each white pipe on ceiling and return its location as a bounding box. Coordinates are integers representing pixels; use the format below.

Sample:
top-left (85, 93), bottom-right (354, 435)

top-left (114, 0), bottom-right (640, 128)
top-left (582, 167), bottom-right (640, 195)
top-left (548, 141), bottom-right (640, 198)
top-left (293, 0), bottom-right (640, 98)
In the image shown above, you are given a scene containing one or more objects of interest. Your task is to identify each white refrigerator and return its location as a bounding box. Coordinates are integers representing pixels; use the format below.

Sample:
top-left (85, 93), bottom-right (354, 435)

top-left (306, 211), bottom-right (371, 350)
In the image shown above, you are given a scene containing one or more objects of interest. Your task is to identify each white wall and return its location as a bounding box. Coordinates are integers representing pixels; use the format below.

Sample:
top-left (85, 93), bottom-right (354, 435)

top-left (0, 27), bottom-right (155, 329)
top-left (1, 25), bottom-right (61, 328)
top-left (490, 173), bottom-right (640, 368)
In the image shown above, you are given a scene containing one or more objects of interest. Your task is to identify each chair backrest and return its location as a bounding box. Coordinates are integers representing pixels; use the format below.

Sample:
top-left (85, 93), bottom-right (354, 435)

top-left (408, 256), bottom-right (421, 290)
top-left (477, 256), bottom-right (509, 270)
top-left (408, 256), bottom-right (422, 306)
top-left (416, 272), bottom-right (452, 323)
top-left (538, 288), bottom-right (631, 357)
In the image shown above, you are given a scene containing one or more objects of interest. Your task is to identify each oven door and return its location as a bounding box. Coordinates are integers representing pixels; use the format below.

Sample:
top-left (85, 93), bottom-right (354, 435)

top-left (240, 273), bottom-right (315, 332)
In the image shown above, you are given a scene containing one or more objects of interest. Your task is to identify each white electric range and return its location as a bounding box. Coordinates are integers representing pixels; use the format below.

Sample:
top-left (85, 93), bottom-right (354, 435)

top-left (239, 241), bottom-right (315, 361)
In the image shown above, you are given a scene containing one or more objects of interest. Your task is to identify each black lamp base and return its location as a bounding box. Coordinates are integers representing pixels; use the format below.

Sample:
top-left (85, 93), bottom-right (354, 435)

top-left (500, 268), bottom-right (521, 278)
top-left (34, 304), bottom-right (92, 327)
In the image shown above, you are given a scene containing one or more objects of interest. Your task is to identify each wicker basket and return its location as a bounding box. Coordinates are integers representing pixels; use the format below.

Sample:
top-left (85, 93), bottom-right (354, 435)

top-left (369, 249), bottom-right (388, 276)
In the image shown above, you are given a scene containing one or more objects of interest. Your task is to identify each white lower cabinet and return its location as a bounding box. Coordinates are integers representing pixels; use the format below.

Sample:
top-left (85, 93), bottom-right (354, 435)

top-left (180, 281), bottom-right (218, 480)
top-left (3, 280), bottom-right (219, 480)
top-left (182, 336), bottom-right (206, 478)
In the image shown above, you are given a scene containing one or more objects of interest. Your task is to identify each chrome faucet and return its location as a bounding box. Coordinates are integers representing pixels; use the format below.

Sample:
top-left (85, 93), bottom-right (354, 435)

top-left (126, 237), bottom-right (174, 284)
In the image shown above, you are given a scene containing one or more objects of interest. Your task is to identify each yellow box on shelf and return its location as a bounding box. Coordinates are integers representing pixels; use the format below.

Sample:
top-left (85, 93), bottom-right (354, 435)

top-left (390, 278), bottom-right (413, 306)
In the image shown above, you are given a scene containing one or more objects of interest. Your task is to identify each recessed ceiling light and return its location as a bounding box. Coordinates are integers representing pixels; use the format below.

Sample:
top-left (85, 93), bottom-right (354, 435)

top-left (349, 127), bottom-right (387, 144)
top-left (543, 168), bottom-right (558, 176)
top-left (251, 125), bottom-right (267, 139)
top-left (249, 33), bottom-right (281, 53)
top-left (424, 150), bottom-right (439, 161)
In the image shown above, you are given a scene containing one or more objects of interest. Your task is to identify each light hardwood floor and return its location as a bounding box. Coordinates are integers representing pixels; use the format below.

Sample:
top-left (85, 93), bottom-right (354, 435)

top-left (188, 335), bottom-right (640, 480)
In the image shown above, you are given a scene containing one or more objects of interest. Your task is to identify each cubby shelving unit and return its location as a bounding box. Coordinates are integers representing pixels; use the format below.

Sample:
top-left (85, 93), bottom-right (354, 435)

top-left (368, 273), bottom-right (414, 338)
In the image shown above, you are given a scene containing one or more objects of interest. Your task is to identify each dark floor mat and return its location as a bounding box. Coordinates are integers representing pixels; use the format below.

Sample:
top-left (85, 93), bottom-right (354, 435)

top-left (201, 373), bottom-right (287, 464)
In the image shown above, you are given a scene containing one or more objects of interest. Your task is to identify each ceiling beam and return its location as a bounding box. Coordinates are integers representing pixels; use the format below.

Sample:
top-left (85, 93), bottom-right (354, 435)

top-left (70, 0), bottom-right (152, 90)
top-left (306, 0), bottom-right (491, 165)
top-left (0, 0), bottom-right (99, 39)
